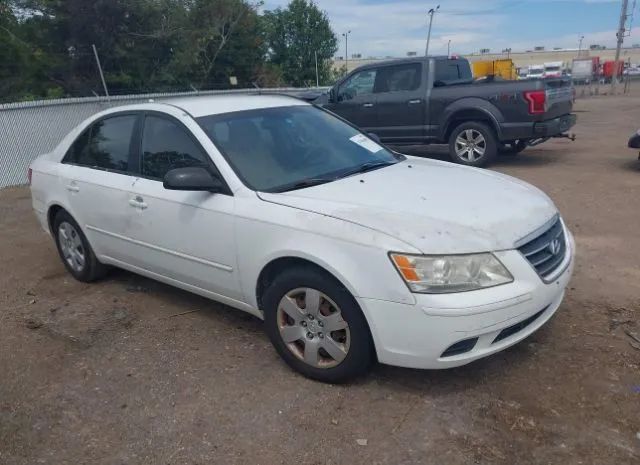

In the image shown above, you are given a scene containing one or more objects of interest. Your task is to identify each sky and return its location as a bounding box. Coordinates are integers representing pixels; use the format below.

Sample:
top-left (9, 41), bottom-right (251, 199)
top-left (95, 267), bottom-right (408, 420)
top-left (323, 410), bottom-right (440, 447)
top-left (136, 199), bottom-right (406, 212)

top-left (262, 0), bottom-right (640, 58)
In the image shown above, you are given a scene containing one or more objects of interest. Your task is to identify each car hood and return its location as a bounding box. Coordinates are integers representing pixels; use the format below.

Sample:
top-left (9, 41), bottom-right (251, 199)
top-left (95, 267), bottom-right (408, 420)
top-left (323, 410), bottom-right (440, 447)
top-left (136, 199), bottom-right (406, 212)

top-left (258, 157), bottom-right (557, 254)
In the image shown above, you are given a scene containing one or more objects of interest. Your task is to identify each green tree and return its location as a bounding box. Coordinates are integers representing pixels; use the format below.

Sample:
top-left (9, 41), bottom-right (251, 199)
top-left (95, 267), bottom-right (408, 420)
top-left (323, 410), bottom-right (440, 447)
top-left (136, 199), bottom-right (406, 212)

top-left (170, 0), bottom-right (265, 89)
top-left (262, 0), bottom-right (337, 87)
top-left (1, 0), bottom-right (267, 100)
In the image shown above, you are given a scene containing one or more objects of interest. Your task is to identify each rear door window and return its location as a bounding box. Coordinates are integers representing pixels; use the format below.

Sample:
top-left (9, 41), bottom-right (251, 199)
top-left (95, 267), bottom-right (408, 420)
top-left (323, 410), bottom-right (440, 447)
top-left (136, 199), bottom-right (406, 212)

top-left (64, 114), bottom-right (137, 173)
top-left (140, 115), bottom-right (210, 180)
top-left (374, 63), bottom-right (421, 93)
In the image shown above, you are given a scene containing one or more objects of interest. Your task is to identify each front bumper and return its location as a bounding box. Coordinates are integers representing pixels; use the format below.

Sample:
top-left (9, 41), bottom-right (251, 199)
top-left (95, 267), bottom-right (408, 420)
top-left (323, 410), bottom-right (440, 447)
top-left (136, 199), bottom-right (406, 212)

top-left (358, 229), bottom-right (575, 370)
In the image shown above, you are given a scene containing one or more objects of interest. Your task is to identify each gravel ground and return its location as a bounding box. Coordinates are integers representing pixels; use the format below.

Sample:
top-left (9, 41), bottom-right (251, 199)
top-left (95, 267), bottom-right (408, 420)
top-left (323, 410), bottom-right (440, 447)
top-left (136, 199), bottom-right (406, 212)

top-left (1, 92), bottom-right (639, 465)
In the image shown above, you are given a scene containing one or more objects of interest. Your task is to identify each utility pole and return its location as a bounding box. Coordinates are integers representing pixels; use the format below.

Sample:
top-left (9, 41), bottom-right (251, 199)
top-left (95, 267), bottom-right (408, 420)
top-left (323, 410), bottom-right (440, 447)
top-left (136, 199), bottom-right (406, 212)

top-left (92, 44), bottom-right (109, 98)
top-left (314, 51), bottom-right (319, 87)
top-left (611, 0), bottom-right (629, 94)
top-left (342, 31), bottom-right (352, 74)
top-left (425, 5), bottom-right (440, 57)
top-left (578, 35), bottom-right (584, 58)
top-left (447, 39), bottom-right (451, 57)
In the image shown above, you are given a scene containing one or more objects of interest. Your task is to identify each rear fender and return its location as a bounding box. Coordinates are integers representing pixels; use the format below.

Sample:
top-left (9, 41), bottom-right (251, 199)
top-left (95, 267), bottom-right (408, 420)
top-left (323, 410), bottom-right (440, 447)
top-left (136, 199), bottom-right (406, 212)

top-left (441, 98), bottom-right (504, 141)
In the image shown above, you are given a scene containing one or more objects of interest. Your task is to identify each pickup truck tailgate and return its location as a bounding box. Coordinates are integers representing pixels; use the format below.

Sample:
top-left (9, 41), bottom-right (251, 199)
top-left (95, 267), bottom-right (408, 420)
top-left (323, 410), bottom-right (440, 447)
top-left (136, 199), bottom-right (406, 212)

top-left (544, 79), bottom-right (573, 119)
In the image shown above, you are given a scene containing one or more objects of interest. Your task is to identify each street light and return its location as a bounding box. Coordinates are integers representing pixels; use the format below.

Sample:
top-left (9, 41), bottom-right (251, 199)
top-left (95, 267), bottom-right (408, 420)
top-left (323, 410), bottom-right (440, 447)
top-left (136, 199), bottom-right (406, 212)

top-left (447, 39), bottom-right (451, 57)
top-left (342, 30), bottom-right (352, 74)
top-left (578, 35), bottom-right (584, 58)
top-left (425, 5), bottom-right (440, 57)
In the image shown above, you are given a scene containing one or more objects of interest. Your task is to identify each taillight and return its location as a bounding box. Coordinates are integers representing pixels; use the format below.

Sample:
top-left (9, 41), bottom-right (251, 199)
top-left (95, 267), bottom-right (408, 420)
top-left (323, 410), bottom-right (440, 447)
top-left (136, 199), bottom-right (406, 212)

top-left (27, 167), bottom-right (33, 185)
top-left (523, 90), bottom-right (546, 114)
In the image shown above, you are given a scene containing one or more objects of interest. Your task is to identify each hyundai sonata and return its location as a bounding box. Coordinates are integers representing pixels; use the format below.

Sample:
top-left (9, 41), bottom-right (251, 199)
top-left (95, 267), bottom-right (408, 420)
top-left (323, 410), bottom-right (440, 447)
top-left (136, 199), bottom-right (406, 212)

top-left (29, 95), bottom-right (574, 383)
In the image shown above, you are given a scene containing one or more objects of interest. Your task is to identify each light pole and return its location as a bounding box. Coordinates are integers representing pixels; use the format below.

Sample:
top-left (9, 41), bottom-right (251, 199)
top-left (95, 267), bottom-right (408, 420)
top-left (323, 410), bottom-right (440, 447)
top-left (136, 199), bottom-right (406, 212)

top-left (578, 35), bottom-right (584, 58)
top-left (447, 39), bottom-right (451, 57)
top-left (425, 5), bottom-right (440, 57)
top-left (342, 31), bottom-right (352, 74)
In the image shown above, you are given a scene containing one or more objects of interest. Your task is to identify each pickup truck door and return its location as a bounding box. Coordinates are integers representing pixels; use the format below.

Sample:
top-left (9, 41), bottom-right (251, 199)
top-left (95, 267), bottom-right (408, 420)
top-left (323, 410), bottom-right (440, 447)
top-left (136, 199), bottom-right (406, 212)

top-left (373, 62), bottom-right (427, 142)
top-left (324, 68), bottom-right (378, 131)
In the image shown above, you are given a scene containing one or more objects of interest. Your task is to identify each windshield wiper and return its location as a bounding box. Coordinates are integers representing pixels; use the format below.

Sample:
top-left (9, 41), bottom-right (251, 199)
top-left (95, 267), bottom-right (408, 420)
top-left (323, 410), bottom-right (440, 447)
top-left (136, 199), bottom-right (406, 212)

top-left (338, 161), bottom-right (395, 179)
top-left (273, 177), bottom-right (335, 193)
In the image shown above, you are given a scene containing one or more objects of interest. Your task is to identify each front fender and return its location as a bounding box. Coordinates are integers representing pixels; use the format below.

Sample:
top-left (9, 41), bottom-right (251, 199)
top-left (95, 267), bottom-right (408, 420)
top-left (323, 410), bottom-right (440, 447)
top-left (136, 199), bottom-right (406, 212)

top-left (233, 198), bottom-right (420, 311)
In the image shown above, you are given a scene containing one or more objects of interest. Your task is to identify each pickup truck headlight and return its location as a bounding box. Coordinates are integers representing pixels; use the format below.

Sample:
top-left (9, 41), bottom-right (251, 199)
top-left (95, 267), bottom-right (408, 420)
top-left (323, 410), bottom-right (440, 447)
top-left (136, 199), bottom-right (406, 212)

top-left (390, 253), bottom-right (513, 294)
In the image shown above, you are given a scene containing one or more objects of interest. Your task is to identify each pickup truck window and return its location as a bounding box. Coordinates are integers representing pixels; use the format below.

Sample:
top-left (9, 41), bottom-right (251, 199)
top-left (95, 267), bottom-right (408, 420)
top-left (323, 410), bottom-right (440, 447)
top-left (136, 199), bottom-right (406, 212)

top-left (338, 69), bottom-right (377, 101)
top-left (435, 62), bottom-right (472, 84)
top-left (375, 63), bottom-right (421, 93)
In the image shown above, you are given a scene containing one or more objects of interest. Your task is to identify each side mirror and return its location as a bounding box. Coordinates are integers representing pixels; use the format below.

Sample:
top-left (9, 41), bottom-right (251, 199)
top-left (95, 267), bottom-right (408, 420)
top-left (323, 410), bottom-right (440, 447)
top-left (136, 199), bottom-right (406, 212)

top-left (329, 87), bottom-right (337, 103)
top-left (163, 166), bottom-right (225, 193)
top-left (433, 80), bottom-right (446, 88)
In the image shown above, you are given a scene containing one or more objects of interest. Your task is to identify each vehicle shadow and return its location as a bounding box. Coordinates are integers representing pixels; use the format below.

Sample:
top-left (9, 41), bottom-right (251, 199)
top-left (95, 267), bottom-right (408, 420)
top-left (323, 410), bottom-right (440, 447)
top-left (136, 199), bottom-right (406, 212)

top-left (108, 268), bottom-right (265, 332)
top-left (112, 268), bottom-right (550, 393)
top-left (618, 157), bottom-right (640, 172)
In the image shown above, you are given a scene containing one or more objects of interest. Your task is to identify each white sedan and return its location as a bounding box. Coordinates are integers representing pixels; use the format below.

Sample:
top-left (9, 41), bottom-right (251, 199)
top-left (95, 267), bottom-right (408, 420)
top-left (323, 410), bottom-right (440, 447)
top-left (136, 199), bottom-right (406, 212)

top-left (29, 95), bottom-right (574, 383)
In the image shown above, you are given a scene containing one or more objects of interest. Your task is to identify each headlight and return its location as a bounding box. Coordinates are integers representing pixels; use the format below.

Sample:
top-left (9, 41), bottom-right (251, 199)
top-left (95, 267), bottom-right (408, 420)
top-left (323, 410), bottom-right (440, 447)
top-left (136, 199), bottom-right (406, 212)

top-left (390, 253), bottom-right (513, 294)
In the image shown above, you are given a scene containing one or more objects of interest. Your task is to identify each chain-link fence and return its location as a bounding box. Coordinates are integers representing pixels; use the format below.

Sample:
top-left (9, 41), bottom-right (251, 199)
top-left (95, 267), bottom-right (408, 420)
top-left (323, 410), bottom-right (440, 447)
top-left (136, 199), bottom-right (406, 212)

top-left (0, 87), bottom-right (328, 188)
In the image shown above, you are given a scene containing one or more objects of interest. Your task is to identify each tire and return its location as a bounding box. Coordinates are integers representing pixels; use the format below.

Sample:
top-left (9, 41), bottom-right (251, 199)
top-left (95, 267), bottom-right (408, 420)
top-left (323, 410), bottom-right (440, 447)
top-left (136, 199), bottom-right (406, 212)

top-left (262, 266), bottom-right (374, 383)
top-left (448, 121), bottom-right (498, 167)
top-left (499, 139), bottom-right (528, 156)
top-left (53, 210), bottom-right (107, 282)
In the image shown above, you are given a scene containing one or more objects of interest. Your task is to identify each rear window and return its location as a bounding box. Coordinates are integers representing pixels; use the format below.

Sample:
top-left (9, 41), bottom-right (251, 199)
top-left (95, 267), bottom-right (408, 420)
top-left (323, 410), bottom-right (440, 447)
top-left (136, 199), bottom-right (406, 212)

top-left (434, 61), bottom-right (472, 84)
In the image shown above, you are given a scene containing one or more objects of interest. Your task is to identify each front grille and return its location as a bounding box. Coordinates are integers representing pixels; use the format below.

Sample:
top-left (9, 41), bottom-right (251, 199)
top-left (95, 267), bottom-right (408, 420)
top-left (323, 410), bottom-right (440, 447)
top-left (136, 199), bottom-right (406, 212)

top-left (518, 217), bottom-right (567, 280)
top-left (492, 308), bottom-right (547, 344)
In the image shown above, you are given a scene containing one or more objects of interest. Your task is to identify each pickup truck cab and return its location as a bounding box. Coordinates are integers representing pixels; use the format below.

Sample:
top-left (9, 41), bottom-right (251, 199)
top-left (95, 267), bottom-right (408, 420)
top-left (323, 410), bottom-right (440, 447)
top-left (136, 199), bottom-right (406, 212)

top-left (318, 57), bottom-right (576, 167)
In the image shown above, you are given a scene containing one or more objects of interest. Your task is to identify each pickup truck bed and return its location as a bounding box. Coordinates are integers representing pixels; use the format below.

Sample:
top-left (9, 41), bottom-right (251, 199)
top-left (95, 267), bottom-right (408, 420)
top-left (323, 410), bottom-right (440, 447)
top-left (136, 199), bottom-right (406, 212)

top-left (317, 57), bottom-right (576, 167)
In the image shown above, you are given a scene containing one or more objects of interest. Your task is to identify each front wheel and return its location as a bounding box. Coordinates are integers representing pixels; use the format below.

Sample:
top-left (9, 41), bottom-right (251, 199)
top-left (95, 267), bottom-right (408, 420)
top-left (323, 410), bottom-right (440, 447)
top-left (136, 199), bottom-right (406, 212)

top-left (448, 122), bottom-right (498, 167)
top-left (263, 266), bottom-right (373, 383)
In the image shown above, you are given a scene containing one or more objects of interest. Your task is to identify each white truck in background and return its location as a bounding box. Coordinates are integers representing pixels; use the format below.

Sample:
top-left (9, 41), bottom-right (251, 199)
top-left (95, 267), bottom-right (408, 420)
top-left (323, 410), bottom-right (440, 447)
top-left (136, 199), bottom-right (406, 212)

top-left (543, 61), bottom-right (564, 78)
top-left (527, 65), bottom-right (545, 79)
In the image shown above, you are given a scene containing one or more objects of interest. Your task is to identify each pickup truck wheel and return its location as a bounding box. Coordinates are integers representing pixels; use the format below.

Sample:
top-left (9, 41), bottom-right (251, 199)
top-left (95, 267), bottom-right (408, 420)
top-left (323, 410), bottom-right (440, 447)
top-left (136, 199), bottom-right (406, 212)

top-left (499, 139), bottom-right (528, 155)
top-left (448, 122), bottom-right (497, 167)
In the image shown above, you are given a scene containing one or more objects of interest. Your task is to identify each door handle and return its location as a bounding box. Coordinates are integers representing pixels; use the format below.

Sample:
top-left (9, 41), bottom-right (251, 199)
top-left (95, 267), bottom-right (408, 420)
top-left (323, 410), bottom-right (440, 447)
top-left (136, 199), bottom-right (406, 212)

top-left (408, 99), bottom-right (422, 105)
top-left (363, 103), bottom-right (374, 108)
top-left (129, 196), bottom-right (148, 210)
top-left (65, 184), bottom-right (80, 193)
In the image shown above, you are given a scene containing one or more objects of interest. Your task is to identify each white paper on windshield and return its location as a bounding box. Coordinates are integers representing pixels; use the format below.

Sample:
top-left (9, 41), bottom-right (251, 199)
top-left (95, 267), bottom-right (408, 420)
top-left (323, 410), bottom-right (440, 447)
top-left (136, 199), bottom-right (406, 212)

top-left (349, 134), bottom-right (383, 153)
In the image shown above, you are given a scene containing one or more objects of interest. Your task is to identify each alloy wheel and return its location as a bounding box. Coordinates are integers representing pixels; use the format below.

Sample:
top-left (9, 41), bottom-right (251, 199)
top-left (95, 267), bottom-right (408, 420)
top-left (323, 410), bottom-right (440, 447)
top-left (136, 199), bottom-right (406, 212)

top-left (455, 129), bottom-right (487, 162)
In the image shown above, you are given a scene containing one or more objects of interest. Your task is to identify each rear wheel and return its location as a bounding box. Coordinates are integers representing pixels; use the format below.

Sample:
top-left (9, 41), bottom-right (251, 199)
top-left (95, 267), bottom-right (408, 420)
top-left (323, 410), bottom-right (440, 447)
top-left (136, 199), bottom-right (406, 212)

top-left (448, 121), bottom-right (498, 167)
top-left (53, 210), bottom-right (107, 282)
top-left (263, 266), bottom-right (373, 383)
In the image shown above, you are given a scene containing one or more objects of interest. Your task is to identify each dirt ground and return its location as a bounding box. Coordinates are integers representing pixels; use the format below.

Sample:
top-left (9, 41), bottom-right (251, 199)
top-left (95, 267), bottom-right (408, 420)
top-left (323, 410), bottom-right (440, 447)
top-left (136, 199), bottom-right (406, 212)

top-left (1, 92), bottom-right (639, 465)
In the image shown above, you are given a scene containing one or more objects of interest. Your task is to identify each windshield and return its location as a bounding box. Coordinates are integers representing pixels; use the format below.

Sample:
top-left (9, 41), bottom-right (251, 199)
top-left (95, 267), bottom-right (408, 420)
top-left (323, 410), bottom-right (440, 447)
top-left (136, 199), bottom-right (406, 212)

top-left (545, 66), bottom-right (561, 72)
top-left (197, 105), bottom-right (401, 192)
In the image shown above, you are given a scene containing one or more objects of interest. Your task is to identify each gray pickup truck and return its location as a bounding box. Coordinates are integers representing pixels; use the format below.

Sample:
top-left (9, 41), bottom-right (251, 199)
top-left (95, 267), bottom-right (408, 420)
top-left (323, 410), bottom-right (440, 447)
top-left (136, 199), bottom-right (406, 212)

top-left (316, 56), bottom-right (576, 167)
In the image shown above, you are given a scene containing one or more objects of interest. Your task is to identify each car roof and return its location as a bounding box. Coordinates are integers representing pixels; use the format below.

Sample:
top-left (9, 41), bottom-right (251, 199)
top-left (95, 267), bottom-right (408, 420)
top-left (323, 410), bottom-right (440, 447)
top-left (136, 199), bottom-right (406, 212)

top-left (159, 93), bottom-right (308, 118)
